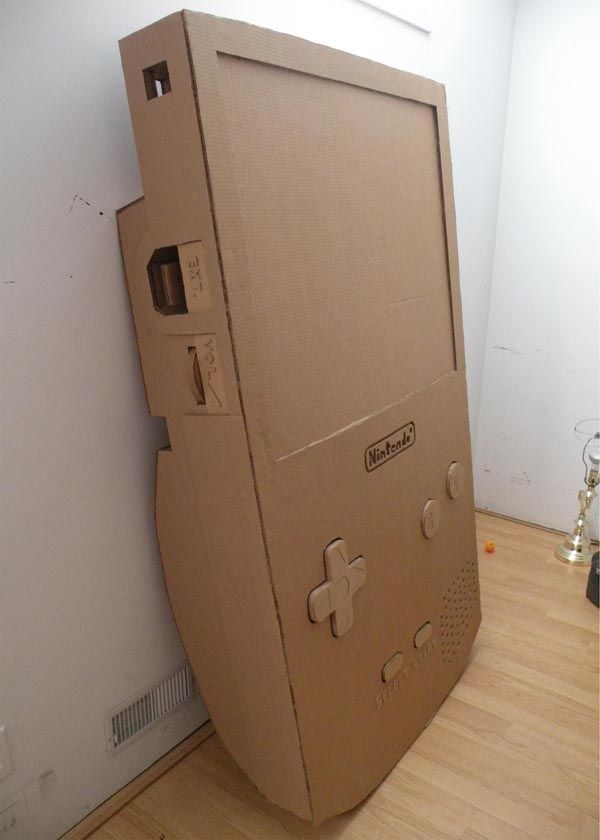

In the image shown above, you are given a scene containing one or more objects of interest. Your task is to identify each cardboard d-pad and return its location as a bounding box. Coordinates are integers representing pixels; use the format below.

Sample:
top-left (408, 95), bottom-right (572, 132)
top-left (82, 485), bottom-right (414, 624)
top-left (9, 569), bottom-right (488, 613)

top-left (308, 539), bottom-right (366, 637)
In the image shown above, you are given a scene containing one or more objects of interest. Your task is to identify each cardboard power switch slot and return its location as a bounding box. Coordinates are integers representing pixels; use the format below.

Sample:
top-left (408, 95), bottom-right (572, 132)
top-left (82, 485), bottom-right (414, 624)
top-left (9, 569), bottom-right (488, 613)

top-left (117, 10), bottom-right (481, 824)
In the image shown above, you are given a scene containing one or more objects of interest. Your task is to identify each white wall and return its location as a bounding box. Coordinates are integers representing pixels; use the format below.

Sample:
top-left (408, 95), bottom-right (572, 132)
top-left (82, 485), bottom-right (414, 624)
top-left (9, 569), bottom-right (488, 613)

top-left (0, 1), bottom-right (515, 837)
top-left (475, 0), bottom-right (600, 537)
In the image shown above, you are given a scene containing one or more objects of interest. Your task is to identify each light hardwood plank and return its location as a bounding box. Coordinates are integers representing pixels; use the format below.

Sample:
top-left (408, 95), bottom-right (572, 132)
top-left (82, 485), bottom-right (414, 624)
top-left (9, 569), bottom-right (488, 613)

top-left (88, 513), bottom-right (599, 840)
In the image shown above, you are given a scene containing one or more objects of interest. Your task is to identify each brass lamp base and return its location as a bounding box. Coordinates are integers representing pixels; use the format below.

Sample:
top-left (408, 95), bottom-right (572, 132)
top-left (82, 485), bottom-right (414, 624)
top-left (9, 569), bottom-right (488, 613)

top-left (554, 537), bottom-right (593, 567)
top-left (554, 484), bottom-right (597, 567)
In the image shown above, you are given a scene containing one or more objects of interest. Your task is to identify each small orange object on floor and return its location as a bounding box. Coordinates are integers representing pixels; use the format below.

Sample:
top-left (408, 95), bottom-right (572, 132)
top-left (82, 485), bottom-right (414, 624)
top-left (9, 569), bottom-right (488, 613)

top-left (484, 540), bottom-right (496, 553)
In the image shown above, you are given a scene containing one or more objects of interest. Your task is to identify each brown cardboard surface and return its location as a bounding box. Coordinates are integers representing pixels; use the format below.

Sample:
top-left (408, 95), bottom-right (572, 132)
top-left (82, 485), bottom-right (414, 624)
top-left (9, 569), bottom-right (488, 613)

top-left (117, 10), bottom-right (480, 824)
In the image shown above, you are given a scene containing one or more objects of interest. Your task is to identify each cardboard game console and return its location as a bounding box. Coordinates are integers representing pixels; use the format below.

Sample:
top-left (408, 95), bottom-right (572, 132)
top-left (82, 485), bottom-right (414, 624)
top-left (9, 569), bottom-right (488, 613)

top-left (117, 11), bottom-right (481, 824)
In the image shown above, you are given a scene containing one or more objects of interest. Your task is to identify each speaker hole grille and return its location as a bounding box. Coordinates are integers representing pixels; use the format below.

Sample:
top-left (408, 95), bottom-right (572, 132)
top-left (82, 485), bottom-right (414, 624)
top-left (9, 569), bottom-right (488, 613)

top-left (440, 558), bottom-right (479, 664)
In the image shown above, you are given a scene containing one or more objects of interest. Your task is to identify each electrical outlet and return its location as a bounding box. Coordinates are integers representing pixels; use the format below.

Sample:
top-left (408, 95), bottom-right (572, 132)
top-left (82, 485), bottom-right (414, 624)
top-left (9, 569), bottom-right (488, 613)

top-left (0, 729), bottom-right (13, 782)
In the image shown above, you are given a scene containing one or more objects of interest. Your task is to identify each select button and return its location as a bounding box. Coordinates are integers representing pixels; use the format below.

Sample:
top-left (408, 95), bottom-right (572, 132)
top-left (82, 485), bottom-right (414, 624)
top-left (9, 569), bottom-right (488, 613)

top-left (382, 652), bottom-right (404, 683)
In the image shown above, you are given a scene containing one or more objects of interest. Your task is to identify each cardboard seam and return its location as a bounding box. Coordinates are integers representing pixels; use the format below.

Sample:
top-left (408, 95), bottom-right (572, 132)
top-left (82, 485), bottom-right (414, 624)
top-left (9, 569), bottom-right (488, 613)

top-left (184, 11), bottom-right (444, 103)
top-left (433, 101), bottom-right (459, 372)
top-left (116, 208), bottom-right (155, 420)
top-left (212, 49), bottom-right (439, 109)
top-left (275, 370), bottom-right (455, 463)
top-left (181, 12), bottom-right (314, 819)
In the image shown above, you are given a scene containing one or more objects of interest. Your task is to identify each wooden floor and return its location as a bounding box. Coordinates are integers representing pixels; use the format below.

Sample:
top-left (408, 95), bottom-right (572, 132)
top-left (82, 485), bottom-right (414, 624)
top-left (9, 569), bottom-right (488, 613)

top-left (91, 513), bottom-right (599, 840)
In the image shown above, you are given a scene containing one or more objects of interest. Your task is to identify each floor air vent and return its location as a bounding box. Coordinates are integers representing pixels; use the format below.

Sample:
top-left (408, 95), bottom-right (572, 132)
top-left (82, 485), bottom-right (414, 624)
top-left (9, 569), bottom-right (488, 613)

top-left (106, 662), bottom-right (197, 755)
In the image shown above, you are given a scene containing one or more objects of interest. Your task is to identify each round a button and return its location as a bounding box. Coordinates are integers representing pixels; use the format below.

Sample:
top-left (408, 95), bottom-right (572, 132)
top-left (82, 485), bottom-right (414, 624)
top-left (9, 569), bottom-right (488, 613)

top-left (446, 461), bottom-right (465, 499)
top-left (421, 499), bottom-right (441, 539)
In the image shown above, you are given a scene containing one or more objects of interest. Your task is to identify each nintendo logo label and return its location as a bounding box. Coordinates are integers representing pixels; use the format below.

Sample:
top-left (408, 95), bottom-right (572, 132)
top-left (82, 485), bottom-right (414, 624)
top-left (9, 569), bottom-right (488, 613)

top-left (365, 422), bottom-right (416, 472)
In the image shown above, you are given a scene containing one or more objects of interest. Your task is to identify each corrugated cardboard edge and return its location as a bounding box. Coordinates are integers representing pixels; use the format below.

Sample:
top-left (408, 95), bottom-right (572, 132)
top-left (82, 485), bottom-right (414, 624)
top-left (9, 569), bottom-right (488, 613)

top-left (179, 10), bottom-right (316, 820)
top-left (115, 21), bottom-right (312, 810)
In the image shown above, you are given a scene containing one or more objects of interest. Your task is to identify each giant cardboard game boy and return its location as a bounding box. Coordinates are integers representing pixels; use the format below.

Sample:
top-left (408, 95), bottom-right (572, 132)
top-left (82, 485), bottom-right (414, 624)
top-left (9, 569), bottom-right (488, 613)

top-left (117, 11), bottom-right (481, 824)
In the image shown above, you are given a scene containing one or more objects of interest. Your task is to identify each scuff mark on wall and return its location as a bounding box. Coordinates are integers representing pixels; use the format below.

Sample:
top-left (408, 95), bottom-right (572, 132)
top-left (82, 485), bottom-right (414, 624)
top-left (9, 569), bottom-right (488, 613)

top-left (38, 769), bottom-right (58, 802)
top-left (510, 474), bottom-right (533, 486)
top-left (68, 193), bottom-right (113, 220)
top-left (492, 345), bottom-right (525, 356)
top-left (68, 193), bottom-right (90, 213)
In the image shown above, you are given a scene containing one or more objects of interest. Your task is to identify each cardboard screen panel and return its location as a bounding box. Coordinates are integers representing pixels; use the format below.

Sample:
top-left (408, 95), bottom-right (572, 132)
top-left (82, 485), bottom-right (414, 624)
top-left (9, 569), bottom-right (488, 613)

top-left (117, 11), bottom-right (480, 824)
top-left (216, 56), bottom-right (456, 457)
